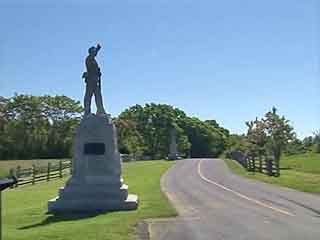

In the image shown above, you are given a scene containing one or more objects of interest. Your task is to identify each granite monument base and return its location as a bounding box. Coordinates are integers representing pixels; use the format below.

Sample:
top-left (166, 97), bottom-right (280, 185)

top-left (168, 154), bottom-right (178, 161)
top-left (48, 183), bottom-right (138, 213)
top-left (48, 114), bottom-right (138, 213)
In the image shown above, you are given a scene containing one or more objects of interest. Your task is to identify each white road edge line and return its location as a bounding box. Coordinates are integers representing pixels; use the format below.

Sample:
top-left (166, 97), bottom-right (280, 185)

top-left (197, 160), bottom-right (295, 217)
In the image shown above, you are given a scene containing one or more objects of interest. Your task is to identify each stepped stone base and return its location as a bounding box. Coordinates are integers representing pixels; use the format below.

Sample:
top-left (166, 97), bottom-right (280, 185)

top-left (168, 154), bottom-right (178, 160)
top-left (48, 114), bottom-right (138, 213)
top-left (48, 185), bottom-right (138, 213)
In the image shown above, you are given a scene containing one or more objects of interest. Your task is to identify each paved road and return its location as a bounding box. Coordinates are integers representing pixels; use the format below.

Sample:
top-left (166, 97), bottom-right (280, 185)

top-left (149, 159), bottom-right (320, 240)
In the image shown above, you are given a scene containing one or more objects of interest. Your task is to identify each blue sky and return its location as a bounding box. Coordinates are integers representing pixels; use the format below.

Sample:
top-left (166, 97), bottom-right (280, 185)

top-left (0, 0), bottom-right (318, 138)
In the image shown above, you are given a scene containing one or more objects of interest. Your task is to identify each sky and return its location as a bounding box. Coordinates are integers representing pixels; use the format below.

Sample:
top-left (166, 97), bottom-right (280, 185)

top-left (0, 0), bottom-right (319, 138)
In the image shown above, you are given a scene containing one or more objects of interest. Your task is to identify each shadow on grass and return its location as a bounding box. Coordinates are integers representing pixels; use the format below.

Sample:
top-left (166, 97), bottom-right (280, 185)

top-left (19, 212), bottom-right (105, 230)
top-left (279, 167), bottom-right (292, 170)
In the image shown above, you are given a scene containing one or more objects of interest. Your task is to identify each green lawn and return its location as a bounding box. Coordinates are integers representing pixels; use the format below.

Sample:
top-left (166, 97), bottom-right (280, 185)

top-left (0, 167), bottom-right (7, 178)
top-left (280, 153), bottom-right (320, 174)
top-left (3, 160), bottom-right (177, 240)
top-left (0, 159), bottom-right (69, 178)
top-left (224, 153), bottom-right (320, 194)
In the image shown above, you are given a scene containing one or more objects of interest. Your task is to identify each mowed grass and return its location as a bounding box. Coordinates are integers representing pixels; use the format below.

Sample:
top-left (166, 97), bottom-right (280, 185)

top-left (224, 153), bottom-right (320, 194)
top-left (0, 159), bottom-right (69, 178)
top-left (280, 153), bottom-right (320, 174)
top-left (0, 167), bottom-right (8, 178)
top-left (3, 160), bottom-right (177, 240)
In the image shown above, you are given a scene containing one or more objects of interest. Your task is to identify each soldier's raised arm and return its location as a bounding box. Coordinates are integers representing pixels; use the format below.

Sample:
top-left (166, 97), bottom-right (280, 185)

top-left (96, 43), bottom-right (102, 54)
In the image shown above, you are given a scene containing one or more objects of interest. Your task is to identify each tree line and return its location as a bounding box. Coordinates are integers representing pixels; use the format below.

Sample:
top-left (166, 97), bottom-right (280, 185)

top-left (0, 95), bottom-right (83, 159)
top-left (1, 94), bottom-right (317, 162)
top-left (226, 107), bottom-right (320, 166)
top-left (115, 103), bottom-right (229, 159)
top-left (0, 94), bottom-right (229, 160)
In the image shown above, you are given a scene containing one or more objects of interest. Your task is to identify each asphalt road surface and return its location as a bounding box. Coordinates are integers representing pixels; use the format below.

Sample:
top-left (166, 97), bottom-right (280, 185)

top-left (148, 159), bottom-right (320, 240)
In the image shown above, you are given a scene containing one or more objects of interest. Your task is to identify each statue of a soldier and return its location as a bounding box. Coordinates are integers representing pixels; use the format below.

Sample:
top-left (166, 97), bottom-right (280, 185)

top-left (82, 43), bottom-right (106, 116)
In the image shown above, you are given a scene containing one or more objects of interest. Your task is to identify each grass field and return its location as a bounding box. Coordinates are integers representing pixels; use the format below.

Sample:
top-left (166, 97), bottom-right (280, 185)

top-left (280, 153), bottom-right (320, 174)
top-left (3, 160), bottom-right (176, 240)
top-left (0, 168), bottom-right (7, 178)
top-left (0, 159), bottom-right (69, 178)
top-left (224, 153), bottom-right (320, 194)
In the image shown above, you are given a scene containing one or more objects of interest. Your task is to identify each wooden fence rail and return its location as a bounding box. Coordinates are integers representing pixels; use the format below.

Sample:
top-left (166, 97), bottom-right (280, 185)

top-left (9, 160), bottom-right (71, 187)
top-left (246, 156), bottom-right (279, 177)
top-left (229, 151), bottom-right (280, 177)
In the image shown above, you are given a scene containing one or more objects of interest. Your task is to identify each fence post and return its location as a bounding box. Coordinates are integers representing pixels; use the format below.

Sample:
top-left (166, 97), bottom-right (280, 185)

top-left (275, 159), bottom-right (280, 177)
top-left (59, 160), bottom-right (63, 178)
top-left (246, 157), bottom-right (251, 171)
top-left (16, 165), bottom-right (21, 178)
top-left (259, 155), bottom-right (262, 173)
top-left (9, 169), bottom-right (15, 188)
top-left (32, 164), bottom-right (36, 185)
top-left (47, 162), bottom-right (51, 181)
top-left (70, 160), bottom-right (72, 175)
top-left (267, 157), bottom-right (273, 176)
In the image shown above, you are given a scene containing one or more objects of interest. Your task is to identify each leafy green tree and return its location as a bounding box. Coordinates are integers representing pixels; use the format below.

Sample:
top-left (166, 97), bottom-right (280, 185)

top-left (182, 117), bottom-right (227, 158)
top-left (117, 103), bottom-right (191, 158)
top-left (313, 130), bottom-right (320, 153)
top-left (302, 136), bottom-right (314, 152)
top-left (226, 134), bottom-right (248, 153)
top-left (42, 95), bottom-right (82, 158)
top-left (0, 94), bottom-right (82, 159)
top-left (241, 107), bottom-right (295, 176)
top-left (114, 117), bottom-right (146, 157)
top-left (285, 138), bottom-right (306, 155)
top-left (4, 95), bottom-right (47, 159)
top-left (116, 103), bottom-right (228, 158)
top-left (1, 96), bottom-right (229, 160)
top-left (263, 107), bottom-right (295, 161)
top-left (245, 118), bottom-right (268, 171)
top-left (0, 97), bottom-right (9, 158)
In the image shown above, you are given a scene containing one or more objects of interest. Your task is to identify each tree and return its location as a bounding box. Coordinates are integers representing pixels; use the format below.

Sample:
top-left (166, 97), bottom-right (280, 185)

top-left (1, 96), bottom-right (229, 160)
top-left (181, 117), bottom-right (227, 158)
top-left (114, 117), bottom-right (146, 157)
top-left (245, 118), bottom-right (268, 171)
top-left (313, 130), bottom-right (320, 153)
top-left (285, 138), bottom-right (306, 155)
top-left (117, 103), bottom-right (191, 158)
top-left (302, 136), bottom-right (314, 152)
top-left (263, 107), bottom-right (295, 162)
top-left (116, 103), bottom-right (228, 159)
top-left (226, 134), bottom-right (248, 153)
top-left (42, 95), bottom-right (83, 158)
top-left (0, 97), bottom-right (9, 158)
top-left (242, 107), bottom-right (295, 176)
top-left (0, 94), bottom-right (83, 160)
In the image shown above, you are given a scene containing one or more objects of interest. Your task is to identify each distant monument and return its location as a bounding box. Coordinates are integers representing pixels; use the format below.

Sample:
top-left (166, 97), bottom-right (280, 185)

top-left (48, 44), bottom-right (138, 213)
top-left (168, 128), bottom-right (179, 160)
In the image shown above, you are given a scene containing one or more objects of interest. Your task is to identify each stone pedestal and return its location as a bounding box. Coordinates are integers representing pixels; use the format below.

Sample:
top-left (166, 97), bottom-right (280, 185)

top-left (48, 114), bottom-right (138, 213)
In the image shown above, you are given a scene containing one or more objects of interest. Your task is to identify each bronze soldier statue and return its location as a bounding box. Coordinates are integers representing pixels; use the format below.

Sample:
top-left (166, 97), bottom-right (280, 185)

top-left (82, 43), bottom-right (106, 116)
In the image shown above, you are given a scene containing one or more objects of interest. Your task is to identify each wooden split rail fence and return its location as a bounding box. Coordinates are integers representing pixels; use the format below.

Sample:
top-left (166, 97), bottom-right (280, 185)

top-left (9, 160), bottom-right (72, 187)
top-left (246, 156), bottom-right (280, 177)
top-left (229, 151), bottom-right (280, 177)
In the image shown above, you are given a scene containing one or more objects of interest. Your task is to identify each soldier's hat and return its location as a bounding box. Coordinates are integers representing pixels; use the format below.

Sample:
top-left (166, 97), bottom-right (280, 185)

top-left (88, 46), bottom-right (96, 54)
